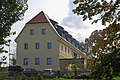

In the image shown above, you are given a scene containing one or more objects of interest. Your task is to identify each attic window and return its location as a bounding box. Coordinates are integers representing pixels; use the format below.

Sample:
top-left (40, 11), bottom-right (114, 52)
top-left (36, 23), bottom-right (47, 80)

top-left (61, 32), bottom-right (65, 38)
top-left (68, 38), bottom-right (71, 42)
top-left (72, 41), bottom-right (75, 46)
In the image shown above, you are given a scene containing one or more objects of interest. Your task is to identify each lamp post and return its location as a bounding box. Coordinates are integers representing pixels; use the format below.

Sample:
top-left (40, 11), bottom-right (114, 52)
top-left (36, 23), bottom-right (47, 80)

top-left (8, 39), bottom-right (11, 66)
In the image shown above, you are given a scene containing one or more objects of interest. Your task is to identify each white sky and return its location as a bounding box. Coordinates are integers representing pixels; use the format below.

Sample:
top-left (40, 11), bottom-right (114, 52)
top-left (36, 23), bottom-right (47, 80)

top-left (11, 0), bottom-right (69, 39)
top-left (11, 0), bottom-right (106, 42)
top-left (1, 0), bottom-right (107, 66)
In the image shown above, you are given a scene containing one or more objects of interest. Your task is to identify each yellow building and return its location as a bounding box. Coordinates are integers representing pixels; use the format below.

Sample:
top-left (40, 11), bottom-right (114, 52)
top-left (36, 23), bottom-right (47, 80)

top-left (15, 11), bottom-right (87, 71)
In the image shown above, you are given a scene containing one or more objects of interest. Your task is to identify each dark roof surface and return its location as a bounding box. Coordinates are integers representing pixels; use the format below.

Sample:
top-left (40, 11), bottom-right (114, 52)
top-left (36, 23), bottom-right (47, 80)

top-left (48, 17), bottom-right (86, 52)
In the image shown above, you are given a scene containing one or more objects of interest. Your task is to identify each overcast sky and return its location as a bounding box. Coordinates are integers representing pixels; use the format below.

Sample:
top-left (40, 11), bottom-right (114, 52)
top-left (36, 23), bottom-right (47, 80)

top-left (1, 0), bottom-right (107, 66)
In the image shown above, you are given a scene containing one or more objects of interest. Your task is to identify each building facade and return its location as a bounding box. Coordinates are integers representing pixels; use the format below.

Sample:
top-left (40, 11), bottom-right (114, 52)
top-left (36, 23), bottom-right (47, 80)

top-left (15, 11), bottom-right (87, 71)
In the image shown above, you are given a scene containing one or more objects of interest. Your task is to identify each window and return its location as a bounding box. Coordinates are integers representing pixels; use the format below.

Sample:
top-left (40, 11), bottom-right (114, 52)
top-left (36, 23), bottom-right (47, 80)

top-left (61, 45), bottom-right (63, 51)
top-left (24, 58), bottom-right (28, 65)
top-left (61, 32), bottom-right (65, 38)
top-left (42, 28), bottom-right (46, 35)
top-left (68, 48), bottom-right (69, 53)
top-left (65, 47), bottom-right (67, 52)
top-left (47, 58), bottom-right (52, 65)
top-left (30, 29), bottom-right (34, 35)
top-left (76, 44), bottom-right (79, 48)
top-left (74, 53), bottom-right (77, 59)
top-left (68, 38), bottom-right (71, 42)
top-left (36, 43), bottom-right (40, 49)
top-left (35, 58), bottom-right (40, 65)
top-left (72, 41), bottom-right (75, 46)
top-left (24, 43), bottom-right (28, 49)
top-left (47, 43), bottom-right (52, 49)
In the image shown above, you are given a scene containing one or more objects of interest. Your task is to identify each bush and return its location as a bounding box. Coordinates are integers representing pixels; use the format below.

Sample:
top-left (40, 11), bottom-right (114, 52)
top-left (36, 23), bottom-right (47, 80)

top-left (30, 73), bottom-right (44, 80)
top-left (112, 76), bottom-right (120, 80)
top-left (0, 75), bottom-right (7, 80)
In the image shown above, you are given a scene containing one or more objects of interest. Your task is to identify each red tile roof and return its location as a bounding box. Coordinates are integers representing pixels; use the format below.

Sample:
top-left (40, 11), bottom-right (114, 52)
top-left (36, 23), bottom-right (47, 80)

top-left (27, 11), bottom-right (49, 24)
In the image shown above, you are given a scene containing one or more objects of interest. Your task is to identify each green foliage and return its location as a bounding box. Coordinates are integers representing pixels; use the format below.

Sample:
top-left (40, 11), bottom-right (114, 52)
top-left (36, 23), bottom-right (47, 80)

top-left (85, 24), bottom-right (120, 79)
top-left (112, 76), bottom-right (120, 80)
top-left (53, 77), bottom-right (73, 80)
top-left (15, 74), bottom-right (26, 80)
top-left (73, 0), bottom-right (120, 79)
top-left (0, 0), bottom-right (28, 53)
top-left (85, 24), bottom-right (120, 55)
top-left (32, 73), bottom-right (44, 80)
top-left (11, 58), bottom-right (16, 65)
top-left (0, 67), bottom-right (7, 72)
top-left (0, 75), bottom-right (7, 80)
top-left (92, 45), bottom-right (120, 79)
top-left (73, 0), bottom-right (120, 25)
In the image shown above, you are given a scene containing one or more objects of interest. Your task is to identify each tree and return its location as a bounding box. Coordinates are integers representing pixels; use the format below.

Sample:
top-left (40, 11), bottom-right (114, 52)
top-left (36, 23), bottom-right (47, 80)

top-left (73, 0), bottom-right (120, 25)
top-left (85, 24), bottom-right (120, 79)
top-left (0, 0), bottom-right (28, 53)
top-left (85, 24), bottom-right (120, 56)
top-left (73, 0), bottom-right (120, 79)
top-left (12, 58), bottom-right (16, 65)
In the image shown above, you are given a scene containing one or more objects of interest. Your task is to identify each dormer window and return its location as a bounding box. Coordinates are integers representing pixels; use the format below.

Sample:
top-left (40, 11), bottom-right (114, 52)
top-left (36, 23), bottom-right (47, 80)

top-left (72, 41), bottom-right (75, 46)
top-left (61, 32), bottom-right (65, 38)
top-left (76, 44), bottom-right (79, 48)
top-left (30, 29), bottom-right (34, 35)
top-left (68, 38), bottom-right (71, 42)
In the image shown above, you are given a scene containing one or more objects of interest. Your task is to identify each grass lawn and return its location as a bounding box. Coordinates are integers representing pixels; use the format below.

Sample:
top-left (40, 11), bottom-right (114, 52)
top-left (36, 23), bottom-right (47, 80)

top-left (45, 78), bottom-right (85, 80)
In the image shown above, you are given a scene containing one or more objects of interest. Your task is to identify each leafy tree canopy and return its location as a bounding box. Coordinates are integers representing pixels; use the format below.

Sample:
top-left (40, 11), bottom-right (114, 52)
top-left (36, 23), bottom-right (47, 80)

top-left (73, 0), bottom-right (120, 79)
top-left (85, 24), bottom-right (120, 55)
top-left (85, 23), bottom-right (120, 79)
top-left (0, 0), bottom-right (28, 53)
top-left (73, 0), bottom-right (120, 25)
